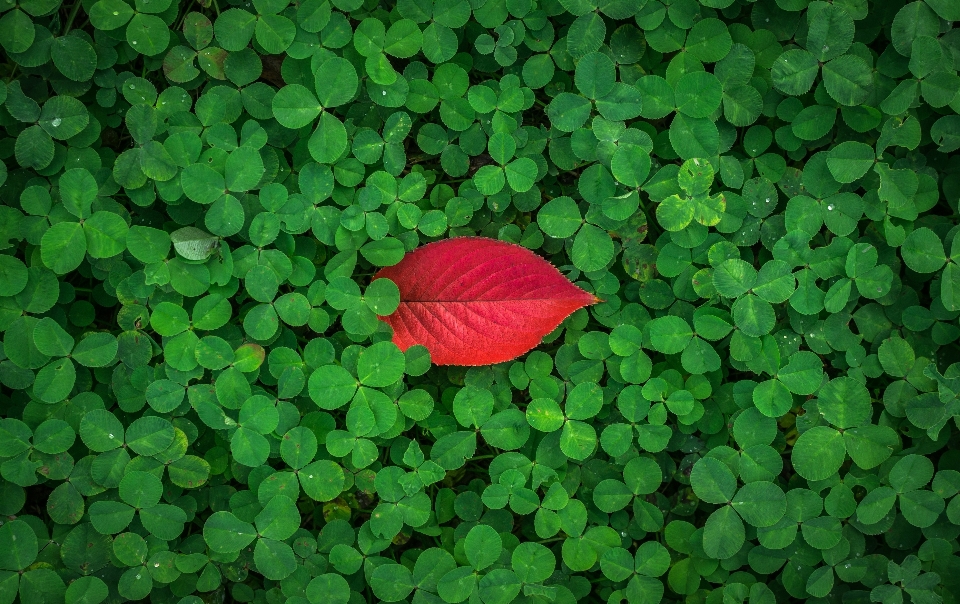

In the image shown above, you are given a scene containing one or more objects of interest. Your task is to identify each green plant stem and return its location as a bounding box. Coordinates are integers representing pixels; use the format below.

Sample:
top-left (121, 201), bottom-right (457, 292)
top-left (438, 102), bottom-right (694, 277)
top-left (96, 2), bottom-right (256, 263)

top-left (635, 192), bottom-right (660, 239)
top-left (177, 0), bottom-right (197, 27)
top-left (62, 0), bottom-right (83, 35)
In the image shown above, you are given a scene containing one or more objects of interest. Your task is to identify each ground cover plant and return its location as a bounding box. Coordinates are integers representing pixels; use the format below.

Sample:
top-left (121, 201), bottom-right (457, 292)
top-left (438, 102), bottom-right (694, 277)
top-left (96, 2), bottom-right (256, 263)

top-left (2, 0), bottom-right (960, 602)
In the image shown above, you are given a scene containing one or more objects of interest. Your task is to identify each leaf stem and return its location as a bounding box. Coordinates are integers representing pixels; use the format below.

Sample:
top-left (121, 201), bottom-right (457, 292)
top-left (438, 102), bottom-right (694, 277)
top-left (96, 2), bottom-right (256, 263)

top-left (176, 0), bottom-right (197, 27)
top-left (635, 191), bottom-right (660, 239)
top-left (62, 0), bottom-right (83, 35)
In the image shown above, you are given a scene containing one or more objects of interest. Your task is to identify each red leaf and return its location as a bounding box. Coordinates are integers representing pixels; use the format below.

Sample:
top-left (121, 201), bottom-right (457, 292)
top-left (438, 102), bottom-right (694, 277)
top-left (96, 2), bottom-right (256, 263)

top-left (373, 237), bottom-right (598, 366)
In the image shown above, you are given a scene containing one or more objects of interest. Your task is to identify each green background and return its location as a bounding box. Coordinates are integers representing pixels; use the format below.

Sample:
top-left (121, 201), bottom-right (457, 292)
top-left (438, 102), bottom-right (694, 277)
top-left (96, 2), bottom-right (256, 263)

top-left (2, 0), bottom-right (960, 603)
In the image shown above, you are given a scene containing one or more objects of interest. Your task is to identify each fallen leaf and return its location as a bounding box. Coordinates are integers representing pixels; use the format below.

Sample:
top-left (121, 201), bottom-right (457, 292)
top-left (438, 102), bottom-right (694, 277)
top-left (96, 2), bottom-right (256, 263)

top-left (373, 237), bottom-right (597, 366)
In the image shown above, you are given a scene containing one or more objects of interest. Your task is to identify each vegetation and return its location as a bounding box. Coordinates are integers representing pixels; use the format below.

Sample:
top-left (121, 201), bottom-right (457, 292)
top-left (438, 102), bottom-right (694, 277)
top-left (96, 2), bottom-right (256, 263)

top-left (1, 0), bottom-right (960, 603)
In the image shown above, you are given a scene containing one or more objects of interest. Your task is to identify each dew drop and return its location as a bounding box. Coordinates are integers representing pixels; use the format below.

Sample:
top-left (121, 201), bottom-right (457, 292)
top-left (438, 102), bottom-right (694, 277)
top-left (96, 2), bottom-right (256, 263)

top-left (155, 563), bottom-right (160, 567)
top-left (132, 40), bottom-right (137, 44)
top-left (52, 118), bottom-right (61, 127)
top-left (823, 45), bottom-right (829, 52)
top-left (877, 287), bottom-right (882, 292)
top-left (765, 197), bottom-right (770, 203)
top-left (136, 575), bottom-right (141, 580)
top-left (765, 18), bottom-right (769, 22)
top-left (113, 10), bottom-right (119, 14)
top-left (382, 90), bottom-right (387, 96)
top-left (827, 205), bottom-right (834, 211)
top-left (109, 434), bottom-right (114, 438)
top-left (308, 475), bottom-right (313, 478)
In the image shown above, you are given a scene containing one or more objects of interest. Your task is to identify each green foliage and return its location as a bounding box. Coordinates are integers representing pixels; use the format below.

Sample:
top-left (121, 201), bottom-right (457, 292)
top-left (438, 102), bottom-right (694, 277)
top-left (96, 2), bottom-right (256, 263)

top-left (2, 0), bottom-right (960, 603)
